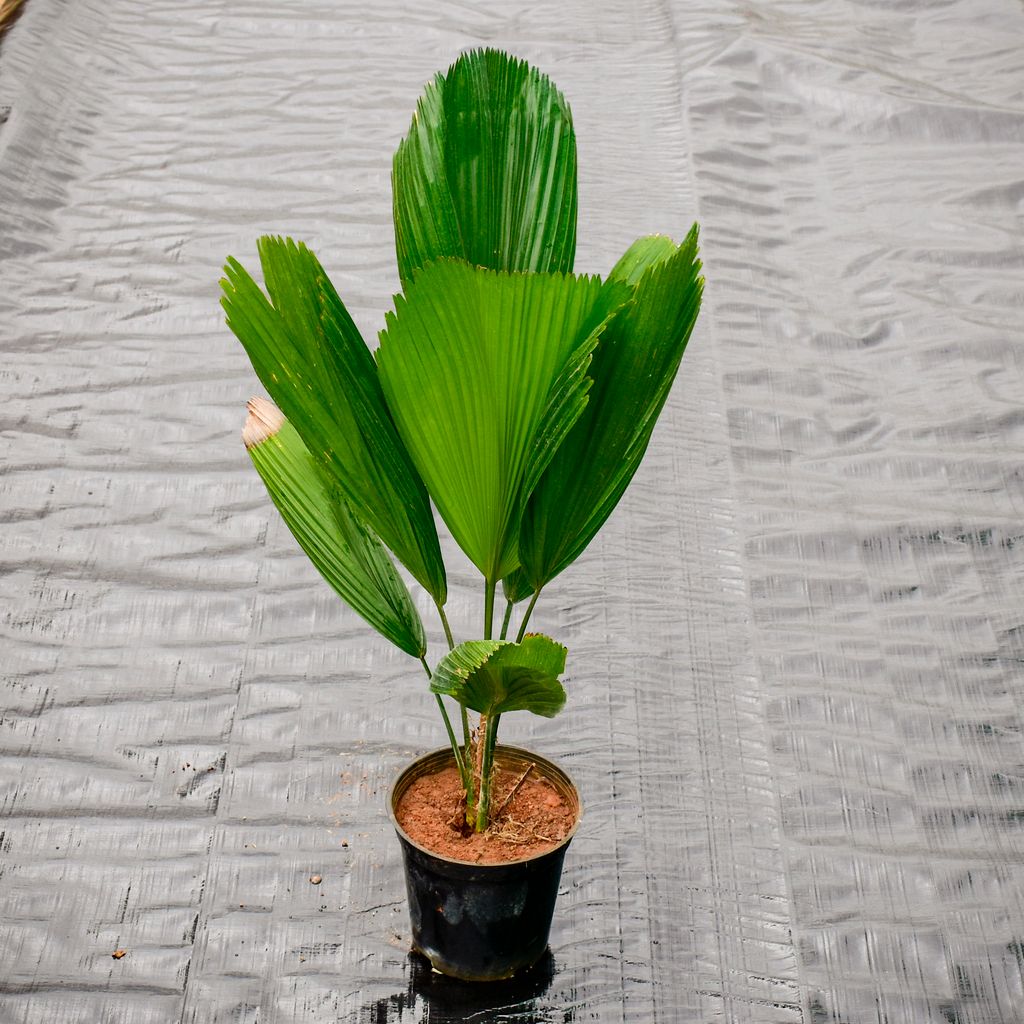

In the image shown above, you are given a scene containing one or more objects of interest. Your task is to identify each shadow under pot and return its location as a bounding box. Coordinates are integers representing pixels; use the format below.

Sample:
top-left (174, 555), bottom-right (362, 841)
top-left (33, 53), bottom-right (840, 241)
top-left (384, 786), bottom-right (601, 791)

top-left (389, 745), bottom-right (582, 982)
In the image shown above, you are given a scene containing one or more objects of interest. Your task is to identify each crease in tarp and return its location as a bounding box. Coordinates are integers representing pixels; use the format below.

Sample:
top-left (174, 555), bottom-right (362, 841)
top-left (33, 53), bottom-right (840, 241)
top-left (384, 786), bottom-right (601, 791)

top-left (1, 0), bottom-right (1023, 1021)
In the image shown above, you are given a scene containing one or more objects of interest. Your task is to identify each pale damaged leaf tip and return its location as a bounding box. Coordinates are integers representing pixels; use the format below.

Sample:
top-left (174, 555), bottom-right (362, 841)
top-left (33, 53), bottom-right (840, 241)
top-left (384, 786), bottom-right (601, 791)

top-left (242, 397), bottom-right (285, 450)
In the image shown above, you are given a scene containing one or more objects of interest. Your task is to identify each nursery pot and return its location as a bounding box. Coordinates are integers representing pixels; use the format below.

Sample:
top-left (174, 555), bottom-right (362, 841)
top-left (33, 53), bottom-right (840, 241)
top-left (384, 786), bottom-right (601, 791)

top-left (389, 745), bottom-right (581, 982)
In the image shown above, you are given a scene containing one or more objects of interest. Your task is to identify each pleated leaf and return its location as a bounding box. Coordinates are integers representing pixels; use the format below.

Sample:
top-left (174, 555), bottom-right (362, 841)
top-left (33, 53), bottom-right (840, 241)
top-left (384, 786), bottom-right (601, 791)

top-left (501, 566), bottom-right (534, 606)
top-left (221, 237), bottom-right (446, 603)
top-left (393, 48), bottom-right (577, 289)
top-left (430, 635), bottom-right (567, 718)
top-left (608, 233), bottom-right (680, 287)
top-left (512, 226), bottom-right (704, 594)
top-left (376, 259), bottom-right (629, 583)
top-left (243, 398), bottom-right (426, 658)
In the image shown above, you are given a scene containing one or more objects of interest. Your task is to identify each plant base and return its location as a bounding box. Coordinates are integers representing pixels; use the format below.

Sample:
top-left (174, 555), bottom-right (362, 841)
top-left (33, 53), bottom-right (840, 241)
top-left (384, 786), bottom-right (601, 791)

top-left (389, 745), bottom-right (581, 982)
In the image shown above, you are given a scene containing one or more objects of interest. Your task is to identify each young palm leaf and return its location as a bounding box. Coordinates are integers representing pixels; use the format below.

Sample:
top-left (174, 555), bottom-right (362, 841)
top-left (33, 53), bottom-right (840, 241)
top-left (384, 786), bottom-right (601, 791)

top-left (243, 398), bottom-right (426, 658)
top-left (511, 227), bottom-right (704, 597)
top-left (222, 237), bottom-right (446, 604)
top-left (607, 233), bottom-right (680, 287)
top-left (393, 48), bottom-right (577, 288)
top-left (430, 633), bottom-right (567, 830)
top-left (376, 259), bottom-right (630, 588)
top-left (430, 635), bottom-right (567, 719)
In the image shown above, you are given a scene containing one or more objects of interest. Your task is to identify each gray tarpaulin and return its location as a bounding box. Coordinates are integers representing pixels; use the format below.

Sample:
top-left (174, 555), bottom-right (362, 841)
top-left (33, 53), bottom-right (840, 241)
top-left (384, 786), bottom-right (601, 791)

top-left (2, 1), bottom-right (1023, 1021)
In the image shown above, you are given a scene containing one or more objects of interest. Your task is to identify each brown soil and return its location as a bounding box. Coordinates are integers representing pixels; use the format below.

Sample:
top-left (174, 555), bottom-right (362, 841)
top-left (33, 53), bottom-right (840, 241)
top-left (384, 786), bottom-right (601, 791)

top-left (395, 763), bottom-right (577, 864)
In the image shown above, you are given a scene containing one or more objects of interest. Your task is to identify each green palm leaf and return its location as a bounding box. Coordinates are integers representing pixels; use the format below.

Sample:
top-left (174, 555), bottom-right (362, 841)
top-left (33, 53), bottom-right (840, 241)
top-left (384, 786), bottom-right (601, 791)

top-left (376, 259), bottom-right (629, 584)
top-left (221, 237), bottom-right (446, 603)
top-left (607, 233), bottom-right (680, 287)
top-left (430, 635), bottom-right (567, 718)
top-left (393, 48), bottom-right (577, 288)
top-left (512, 226), bottom-right (704, 594)
top-left (243, 398), bottom-right (426, 658)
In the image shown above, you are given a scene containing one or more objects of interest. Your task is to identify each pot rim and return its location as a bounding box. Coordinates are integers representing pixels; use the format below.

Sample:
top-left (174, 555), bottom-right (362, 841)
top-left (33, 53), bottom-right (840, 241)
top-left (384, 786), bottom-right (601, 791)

top-left (388, 744), bottom-right (583, 867)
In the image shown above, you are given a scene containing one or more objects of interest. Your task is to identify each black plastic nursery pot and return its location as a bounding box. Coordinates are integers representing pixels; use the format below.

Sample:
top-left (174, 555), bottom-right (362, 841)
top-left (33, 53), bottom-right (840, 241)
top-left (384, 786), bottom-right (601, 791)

top-left (389, 745), bottom-right (582, 982)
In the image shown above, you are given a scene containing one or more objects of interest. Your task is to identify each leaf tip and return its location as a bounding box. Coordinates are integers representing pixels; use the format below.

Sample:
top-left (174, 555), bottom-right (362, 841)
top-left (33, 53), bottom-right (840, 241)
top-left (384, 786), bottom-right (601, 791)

top-left (242, 396), bottom-right (285, 449)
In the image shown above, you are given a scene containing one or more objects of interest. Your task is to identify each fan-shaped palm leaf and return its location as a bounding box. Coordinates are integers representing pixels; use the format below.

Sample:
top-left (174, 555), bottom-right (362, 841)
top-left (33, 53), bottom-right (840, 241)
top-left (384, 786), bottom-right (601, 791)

top-left (512, 227), bottom-right (704, 596)
top-left (221, 237), bottom-right (446, 603)
top-left (430, 635), bottom-right (567, 719)
top-left (376, 259), bottom-right (629, 585)
top-left (393, 48), bottom-right (577, 288)
top-left (243, 398), bottom-right (426, 658)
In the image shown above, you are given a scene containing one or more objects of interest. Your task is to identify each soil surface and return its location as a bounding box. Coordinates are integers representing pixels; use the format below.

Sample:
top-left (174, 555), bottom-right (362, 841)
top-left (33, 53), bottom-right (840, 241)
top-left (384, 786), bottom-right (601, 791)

top-left (395, 764), bottom-right (577, 864)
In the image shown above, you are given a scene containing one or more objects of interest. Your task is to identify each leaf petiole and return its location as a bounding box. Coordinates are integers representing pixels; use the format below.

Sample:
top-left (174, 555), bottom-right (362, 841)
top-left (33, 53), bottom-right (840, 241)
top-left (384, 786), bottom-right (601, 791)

top-left (515, 588), bottom-right (542, 642)
top-left (475, 713), bottom-right (500, 832)
top-left (420, 656), bottom-right (469, 789)
top-left (499, 599), bottom-right (513, 640)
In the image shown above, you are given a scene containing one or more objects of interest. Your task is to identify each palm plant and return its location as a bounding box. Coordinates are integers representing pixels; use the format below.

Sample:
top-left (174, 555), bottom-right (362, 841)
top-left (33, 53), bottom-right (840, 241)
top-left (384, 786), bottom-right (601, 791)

top-left (224, 49), bottom-right (703, 833)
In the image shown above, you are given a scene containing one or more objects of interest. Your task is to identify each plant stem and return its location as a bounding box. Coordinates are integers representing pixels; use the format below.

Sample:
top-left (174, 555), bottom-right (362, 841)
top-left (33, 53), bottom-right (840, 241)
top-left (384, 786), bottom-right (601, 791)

top-left (437, 696), bottom-right (469, 787)
top-left (483, 577), bottom-right (496, 641)
top-left (432, 599), bottom-right (470, 788)
top-left (472, 581), bottom-right (498, 828)
top-left (499, 599), bottom-right (513, 640)
top-left (434, 600), bottom-right (455, 651)
top-left (420, 656), bottom-right (468, 788)
top-left (461, 704), bottom-right (471, 764)
top-left (466, 713), bottom-right (483, 827)
top-left (515, 588), bottom-right (542, 642)
top-left (475, 713), bottom-right (500, 832)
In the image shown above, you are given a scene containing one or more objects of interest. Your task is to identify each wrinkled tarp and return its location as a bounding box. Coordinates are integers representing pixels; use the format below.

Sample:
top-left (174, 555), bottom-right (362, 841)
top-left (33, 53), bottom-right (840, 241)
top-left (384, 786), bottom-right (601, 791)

top-left (2, 1), bottom-right (1023, 1021)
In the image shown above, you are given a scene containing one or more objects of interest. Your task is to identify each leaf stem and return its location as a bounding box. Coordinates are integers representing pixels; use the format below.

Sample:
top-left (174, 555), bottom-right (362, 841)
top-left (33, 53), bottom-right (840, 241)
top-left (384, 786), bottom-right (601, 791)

top-left (461, 704), bottom-right (471, 763)
top-left (515, 588), bottom-right (542, 642)
top-left (475, 581), bottom-right (497, 826)
top-left (483, 578), bottom-right (496, 641)
top-left (499, 599), bottom-right (513, 640)
top-left (433, 599), bottom-right (469, 784)
top-left (466, 713), bottom-right (483, 827)
top-left (420, 656), bottom-right (468, 788)
top-left (434, 600), bottom-right (455, 651)
top-left (475, 713), bottom-right (500, 832)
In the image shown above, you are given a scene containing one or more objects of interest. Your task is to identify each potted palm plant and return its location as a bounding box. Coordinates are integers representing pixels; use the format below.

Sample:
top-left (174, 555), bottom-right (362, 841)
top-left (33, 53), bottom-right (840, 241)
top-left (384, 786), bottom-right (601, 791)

top-left (222, 48), bottom-right (702, 981)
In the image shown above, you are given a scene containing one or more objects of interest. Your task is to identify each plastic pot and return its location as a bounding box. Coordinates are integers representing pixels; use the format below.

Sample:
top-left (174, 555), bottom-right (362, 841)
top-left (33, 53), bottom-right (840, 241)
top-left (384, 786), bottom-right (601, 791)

top-left (388, 745), bottom-right (581, 982)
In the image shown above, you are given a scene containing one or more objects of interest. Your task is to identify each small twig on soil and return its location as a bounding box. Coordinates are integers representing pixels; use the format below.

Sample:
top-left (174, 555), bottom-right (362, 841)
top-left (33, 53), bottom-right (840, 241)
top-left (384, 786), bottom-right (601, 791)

top-left (493, 762), bottom-right (535, 821)
top-left (492, 817), bottom-right (557, 845)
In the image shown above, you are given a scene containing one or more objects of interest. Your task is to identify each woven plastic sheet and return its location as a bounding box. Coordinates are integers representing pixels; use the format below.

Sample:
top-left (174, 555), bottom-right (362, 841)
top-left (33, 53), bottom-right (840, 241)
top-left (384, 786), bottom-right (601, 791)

top-left (2, 1), bottom-right (1023, 1021)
